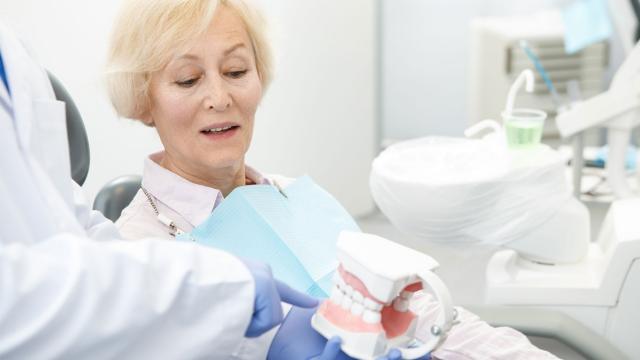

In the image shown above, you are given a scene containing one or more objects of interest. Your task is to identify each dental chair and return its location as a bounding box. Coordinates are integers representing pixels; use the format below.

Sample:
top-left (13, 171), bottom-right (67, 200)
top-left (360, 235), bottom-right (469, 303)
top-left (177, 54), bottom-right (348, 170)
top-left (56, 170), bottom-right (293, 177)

top-left (92, 175), bottom-right (141, 222)
top-left (48, 71), bottom-right (90, 186)
top-left (49, 70), bottom-right (141, 221)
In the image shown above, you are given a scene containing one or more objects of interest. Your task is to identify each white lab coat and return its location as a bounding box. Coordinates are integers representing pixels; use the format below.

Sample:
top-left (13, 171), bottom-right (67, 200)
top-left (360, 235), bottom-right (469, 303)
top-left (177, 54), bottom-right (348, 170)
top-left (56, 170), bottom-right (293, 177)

top-left (0, 23), bottom-right (256, 359)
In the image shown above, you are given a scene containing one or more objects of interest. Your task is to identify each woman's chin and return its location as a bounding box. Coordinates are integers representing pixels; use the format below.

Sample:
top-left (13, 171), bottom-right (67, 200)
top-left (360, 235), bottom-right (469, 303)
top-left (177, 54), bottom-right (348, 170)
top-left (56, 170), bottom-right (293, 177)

top-left (199, 155), bottom-right (245, 171)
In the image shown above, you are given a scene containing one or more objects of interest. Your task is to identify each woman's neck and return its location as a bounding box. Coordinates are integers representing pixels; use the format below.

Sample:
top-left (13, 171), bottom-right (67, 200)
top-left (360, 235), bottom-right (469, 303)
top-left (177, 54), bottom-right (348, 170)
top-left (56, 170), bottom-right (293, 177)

top-left (159, 153), bottom-right (246, 197)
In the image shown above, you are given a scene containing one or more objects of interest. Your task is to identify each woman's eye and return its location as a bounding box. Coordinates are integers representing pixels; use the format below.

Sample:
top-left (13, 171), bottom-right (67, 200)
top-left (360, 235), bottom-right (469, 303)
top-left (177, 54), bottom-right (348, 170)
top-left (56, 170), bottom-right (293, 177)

top-left (227, 70), bottom-right (247, 79)
top-left (176, 78), bottom-right (199, 87)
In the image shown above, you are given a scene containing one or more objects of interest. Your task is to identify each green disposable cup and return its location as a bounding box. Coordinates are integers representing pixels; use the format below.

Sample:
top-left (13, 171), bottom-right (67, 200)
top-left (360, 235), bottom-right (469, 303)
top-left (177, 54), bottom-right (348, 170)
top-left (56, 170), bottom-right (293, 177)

top-left (502, 108), bottom-right (547, 148)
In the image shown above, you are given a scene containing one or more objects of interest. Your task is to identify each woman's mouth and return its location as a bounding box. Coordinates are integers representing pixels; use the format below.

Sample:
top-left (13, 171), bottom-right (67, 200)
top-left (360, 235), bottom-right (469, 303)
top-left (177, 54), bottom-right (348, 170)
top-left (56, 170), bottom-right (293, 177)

top-left (200, 125), bottom-right (240, 139)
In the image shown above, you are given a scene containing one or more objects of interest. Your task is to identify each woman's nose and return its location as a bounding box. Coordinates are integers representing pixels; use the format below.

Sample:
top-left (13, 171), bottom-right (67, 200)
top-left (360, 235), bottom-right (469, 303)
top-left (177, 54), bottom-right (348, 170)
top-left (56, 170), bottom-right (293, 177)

top-left (204, 76), bottom-right (231, 112)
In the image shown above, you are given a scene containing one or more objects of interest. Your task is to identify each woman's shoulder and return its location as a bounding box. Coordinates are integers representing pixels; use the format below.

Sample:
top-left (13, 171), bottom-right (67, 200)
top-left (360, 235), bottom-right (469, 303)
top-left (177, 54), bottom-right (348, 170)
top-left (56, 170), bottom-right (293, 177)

top-left (115, 190), bottom-right (172, 241)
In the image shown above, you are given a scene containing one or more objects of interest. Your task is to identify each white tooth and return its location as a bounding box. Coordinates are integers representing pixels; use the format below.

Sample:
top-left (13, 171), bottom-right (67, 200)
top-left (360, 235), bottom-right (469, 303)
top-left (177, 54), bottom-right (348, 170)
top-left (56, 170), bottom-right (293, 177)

top-left (331, 287), bottom-right (344, 304)
top-left (335, 273), bottom-right (347, 290)
top-left (341, 296), bottom-right (353, 310)
top-left (401, 291), bottom-right (414, 300)
top-left (333, 272), bottom-right (341, 282)
top-left (364, 297), bottom-right (383, 311)
top-left (352, 290), bottom-right (364, 304)
top-left (207, 126), bottom-right (232, 132)
top-left (363, 309), bottom-right (381, 324)
top-left (351, 302), bottom-right (365, 316)
top-left (344, 285), bottom-right (354, 297)
top-left (393, 298), bottom-right (410, 312)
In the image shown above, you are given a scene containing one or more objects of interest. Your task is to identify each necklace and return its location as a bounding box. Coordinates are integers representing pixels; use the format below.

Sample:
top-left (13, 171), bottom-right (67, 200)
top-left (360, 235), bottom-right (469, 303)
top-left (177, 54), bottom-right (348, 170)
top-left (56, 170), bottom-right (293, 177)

top-left (141, 187), bottom-right (185, 237)
top-left (140, 178), bottom-right (287, 237)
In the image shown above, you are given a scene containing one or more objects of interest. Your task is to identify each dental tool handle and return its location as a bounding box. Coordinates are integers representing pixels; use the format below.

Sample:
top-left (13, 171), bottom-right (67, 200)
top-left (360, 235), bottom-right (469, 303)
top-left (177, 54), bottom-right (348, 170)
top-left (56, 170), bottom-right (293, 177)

top-left (572, 133), bottom-right (584, 198)
top-left (397, 270), bottom-right (455, 360)
top-left (606, 126), bottom-right (635, 198)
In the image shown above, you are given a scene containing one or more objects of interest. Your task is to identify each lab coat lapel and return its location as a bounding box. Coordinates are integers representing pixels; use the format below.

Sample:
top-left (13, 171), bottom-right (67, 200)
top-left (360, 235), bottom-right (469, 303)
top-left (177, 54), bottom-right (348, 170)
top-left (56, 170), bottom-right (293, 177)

top-left (0, 84), bottom-right (10, 118)
top-left (0, 71), bottom-right (9, 108)
top-left (0, 24), bottom-right (82, 237)
top-left (0, 23), bottom-right (74, 206)
top-left (0, 26), bottom-right (15, 129)
top-left (0, 91), bottom-right (59, 242)
top-left (0, 25), bottom-right (35, 151)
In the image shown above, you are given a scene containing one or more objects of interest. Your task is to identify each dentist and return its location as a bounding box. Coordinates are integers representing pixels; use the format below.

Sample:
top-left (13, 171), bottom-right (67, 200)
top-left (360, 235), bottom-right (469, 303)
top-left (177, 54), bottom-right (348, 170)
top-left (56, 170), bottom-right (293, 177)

top-left (0, 22), bottom-right (317, 359)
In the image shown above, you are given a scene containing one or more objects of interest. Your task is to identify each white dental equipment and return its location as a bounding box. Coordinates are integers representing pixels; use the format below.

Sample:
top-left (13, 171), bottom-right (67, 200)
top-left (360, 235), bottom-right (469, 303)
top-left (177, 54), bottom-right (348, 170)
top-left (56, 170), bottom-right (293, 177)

top-left (465, 69), bottom-right (536, 141)
top-left (469, 11), bottom-right (608, 135)
top-left (311, 231), bottom-right (455, 360)
top-left (373, 69), bottom-right (590, 265)
top-left (467, 69), bottom-right (548, 149)
top-left (556, 40), bottom-right (640, 199)
top-left (497, 69), bottom-right (589, 264)
top-left (370, 67), bottom-right (639, 356)
top-left (481, 38), bottom-right (640, 360)
top-left (477, 45), bottom-right (640, 359)
top-left (370, 19), bottom-right (640, 360)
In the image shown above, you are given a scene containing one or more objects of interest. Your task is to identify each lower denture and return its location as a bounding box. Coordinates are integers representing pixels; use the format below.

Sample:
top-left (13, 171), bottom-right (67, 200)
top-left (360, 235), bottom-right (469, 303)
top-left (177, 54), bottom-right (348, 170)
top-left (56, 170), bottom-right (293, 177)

top-left (317, 300), bottom-right (384, 333)
top-left (381, 305), bottom-right (417, 339)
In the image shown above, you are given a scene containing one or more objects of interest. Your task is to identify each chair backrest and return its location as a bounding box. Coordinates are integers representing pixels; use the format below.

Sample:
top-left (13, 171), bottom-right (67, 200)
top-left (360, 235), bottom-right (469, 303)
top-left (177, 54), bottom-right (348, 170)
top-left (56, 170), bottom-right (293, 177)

top-left (47, 71), bottom-right (139, 221)
top-left (93, 175), bottom-right (142, 222)
top-left (47, 71), bottom-right (90, 186)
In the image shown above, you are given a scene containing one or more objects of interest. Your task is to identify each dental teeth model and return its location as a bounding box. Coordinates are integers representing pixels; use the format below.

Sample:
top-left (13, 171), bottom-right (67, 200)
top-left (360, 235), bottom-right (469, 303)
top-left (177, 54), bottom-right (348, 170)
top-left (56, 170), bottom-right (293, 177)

top-left (312, 231), bottom-right (455, 359)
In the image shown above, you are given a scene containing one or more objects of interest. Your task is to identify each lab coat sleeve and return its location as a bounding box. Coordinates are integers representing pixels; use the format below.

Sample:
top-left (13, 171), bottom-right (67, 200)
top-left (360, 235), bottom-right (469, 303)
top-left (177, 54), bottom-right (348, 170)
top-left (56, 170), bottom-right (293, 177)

top-left (71, 181), bottom-right (122, 241)
top-left (0, 233), bottom-right (255, 360)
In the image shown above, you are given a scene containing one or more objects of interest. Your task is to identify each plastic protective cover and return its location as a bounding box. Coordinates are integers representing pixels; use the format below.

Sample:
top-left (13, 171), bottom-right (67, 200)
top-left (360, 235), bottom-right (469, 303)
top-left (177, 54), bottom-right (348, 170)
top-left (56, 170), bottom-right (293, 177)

top-left (370, 137), bottom-right (570, 245)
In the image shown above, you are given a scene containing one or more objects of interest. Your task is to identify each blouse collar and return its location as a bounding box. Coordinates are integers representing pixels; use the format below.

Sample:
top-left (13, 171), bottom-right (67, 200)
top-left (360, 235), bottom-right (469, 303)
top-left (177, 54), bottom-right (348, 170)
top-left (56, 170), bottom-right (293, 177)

top-left (141, 151), bottom-right (271, 227)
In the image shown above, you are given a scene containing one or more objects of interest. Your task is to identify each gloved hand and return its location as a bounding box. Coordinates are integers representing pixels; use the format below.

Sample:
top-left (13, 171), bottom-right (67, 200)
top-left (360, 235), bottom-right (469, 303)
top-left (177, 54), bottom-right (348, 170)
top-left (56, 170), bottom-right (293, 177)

top-left (267, 305), bottom-right (431, 360)
top-left (243, 259), bottom-right (319, 337)
top-left (268, 306), bottom-right (350, 359)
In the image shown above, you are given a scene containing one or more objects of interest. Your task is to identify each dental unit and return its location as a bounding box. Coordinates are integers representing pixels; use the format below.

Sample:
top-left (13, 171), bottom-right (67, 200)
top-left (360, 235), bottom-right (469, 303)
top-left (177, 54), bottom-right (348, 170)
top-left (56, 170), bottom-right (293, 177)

top-left (369, 42), bottom-right (640, 358)
top-left (312, 231), bottom-right (456, 359)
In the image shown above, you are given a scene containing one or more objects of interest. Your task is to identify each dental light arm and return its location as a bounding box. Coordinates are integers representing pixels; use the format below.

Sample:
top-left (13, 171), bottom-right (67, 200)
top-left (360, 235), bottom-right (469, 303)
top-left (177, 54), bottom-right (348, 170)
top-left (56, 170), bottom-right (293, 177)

top-left (557, 41), bottom-right (640, 198)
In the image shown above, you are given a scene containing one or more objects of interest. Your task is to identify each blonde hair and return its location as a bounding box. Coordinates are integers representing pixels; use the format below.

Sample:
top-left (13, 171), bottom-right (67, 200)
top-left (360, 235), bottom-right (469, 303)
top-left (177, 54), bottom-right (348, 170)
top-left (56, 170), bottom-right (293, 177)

top-left (106, 0), bottom-right (272, 120)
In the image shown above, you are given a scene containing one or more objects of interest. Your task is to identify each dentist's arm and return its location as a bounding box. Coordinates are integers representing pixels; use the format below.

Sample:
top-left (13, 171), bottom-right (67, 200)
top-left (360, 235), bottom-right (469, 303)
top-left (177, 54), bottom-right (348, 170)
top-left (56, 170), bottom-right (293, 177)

top-left (0, 234), bottom-right (256, 359)
top-left (70, 181), bottom-right (123, 241)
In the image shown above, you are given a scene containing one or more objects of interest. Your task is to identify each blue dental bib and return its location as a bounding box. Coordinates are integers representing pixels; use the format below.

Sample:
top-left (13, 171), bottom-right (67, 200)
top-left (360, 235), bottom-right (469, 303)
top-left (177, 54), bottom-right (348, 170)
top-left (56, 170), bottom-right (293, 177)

top-left (178, 176), bottom-right (360, 297)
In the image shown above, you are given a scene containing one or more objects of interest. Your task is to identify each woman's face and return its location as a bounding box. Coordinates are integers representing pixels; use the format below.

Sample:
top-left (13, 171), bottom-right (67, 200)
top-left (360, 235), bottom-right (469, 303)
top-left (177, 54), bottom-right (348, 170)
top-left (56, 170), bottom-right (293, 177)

top-left (146, 6), bottom-right (262, 181)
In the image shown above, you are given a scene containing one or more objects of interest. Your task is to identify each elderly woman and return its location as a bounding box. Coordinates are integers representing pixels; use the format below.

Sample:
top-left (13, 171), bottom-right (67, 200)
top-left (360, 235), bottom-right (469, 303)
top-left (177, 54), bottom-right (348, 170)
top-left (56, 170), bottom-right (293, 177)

top-left (108, 0), bottom-right (282, 240)
top-left (106, 1), bottom-right (559, 359)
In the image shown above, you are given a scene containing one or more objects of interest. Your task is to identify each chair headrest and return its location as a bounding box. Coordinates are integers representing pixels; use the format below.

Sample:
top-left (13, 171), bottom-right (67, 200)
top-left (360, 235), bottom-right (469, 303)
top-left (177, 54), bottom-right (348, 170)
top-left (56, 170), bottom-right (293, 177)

top-left (47, 71), bottom-right (90, 185)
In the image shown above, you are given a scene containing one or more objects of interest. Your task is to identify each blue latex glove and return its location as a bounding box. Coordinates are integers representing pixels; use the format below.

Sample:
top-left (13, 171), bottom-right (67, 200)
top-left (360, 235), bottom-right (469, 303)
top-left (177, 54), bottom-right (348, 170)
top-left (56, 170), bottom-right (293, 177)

top-left (267, 305), bottom-right (431, 360)
top-left (268, 306), bottom-right (349, 359)
top-left (243, 259), bottom-right (319, 337)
